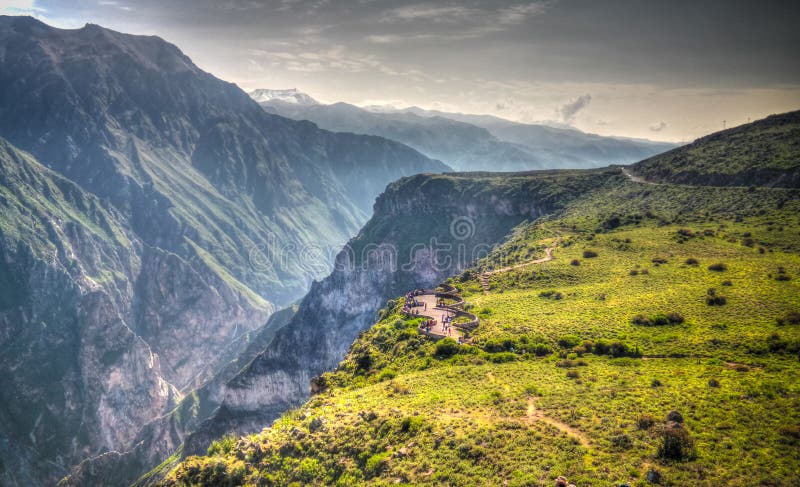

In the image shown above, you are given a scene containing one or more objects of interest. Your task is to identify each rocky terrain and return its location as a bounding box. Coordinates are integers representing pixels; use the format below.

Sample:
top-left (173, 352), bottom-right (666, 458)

top-left (0, 15), bottom-right (446, 486)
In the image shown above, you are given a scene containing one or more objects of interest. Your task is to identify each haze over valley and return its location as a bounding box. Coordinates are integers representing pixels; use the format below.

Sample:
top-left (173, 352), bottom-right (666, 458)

top-left (0, 2), bottom-right (798, 486)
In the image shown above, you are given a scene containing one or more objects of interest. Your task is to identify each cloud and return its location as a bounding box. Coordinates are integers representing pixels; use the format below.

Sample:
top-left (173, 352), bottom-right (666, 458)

top-left (382, 4), bottom-right (475, 23)
top-left (497, 2), bottom-right (548, 25)
top-left (1, 0), bottom-right (44, 15)
top-left (649, 121), bottom-right (667, 132)
top-left (558, 94), bottom-right (592, 123)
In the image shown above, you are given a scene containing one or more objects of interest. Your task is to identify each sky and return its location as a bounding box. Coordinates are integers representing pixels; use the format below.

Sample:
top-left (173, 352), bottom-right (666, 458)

top-left (2, 0), bottom-right (799, 142)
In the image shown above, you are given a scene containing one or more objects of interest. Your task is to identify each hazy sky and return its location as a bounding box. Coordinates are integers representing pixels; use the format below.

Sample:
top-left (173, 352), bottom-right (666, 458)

top-left (3, 0), bottom-right (799, 141)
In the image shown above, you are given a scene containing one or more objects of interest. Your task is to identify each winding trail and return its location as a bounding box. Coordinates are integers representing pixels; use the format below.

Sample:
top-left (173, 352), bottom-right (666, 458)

top-left (526, 397), bottom-right (591, 448)
top-left (621, 167), bottom-right (657, 185)
top-left (479, 245), bottom-right (556, 293)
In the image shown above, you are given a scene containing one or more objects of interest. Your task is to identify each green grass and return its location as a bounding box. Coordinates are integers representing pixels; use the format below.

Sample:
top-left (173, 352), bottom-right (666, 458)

top-left (632, 110), bottom-right (800, 186)
top-left (160, 167), bottom-right (800, 486)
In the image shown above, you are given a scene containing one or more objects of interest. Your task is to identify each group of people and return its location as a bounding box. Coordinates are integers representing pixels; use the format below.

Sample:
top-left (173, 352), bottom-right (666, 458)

top-left (401, 289), bottom-right (427, 315)
top-left (400, 288), bottom-right (464, 343)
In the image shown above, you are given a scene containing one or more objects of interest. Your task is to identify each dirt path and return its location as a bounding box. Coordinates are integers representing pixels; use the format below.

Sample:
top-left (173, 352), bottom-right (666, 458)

top-left (479, 246), bottom-right (555, 293)
top-left (621, 167), bottom-right (657, 185)
top-left (526, 397), bottom-right (591, 448)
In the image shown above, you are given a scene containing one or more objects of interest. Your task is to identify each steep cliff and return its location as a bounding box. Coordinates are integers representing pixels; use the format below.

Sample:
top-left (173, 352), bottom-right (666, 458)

top-left (0, 15), bottom-right (447, 486)
top-left (184, 169), bottom-right (615, 454)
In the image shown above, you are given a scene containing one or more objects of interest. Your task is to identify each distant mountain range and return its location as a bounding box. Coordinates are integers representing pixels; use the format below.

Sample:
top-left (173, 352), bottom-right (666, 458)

top-left (252, 90), bottom-right (677, 172)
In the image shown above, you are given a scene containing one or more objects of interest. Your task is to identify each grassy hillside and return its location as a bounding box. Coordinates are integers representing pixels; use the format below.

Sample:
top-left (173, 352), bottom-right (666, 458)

top-left (160, 176), bottom-right (800, 486)
top-left (631, 110), bottom-right (800, 187)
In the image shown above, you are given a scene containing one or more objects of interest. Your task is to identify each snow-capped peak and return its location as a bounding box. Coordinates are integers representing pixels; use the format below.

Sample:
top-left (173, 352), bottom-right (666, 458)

top-left (248, 88), bottom-right (318, 106)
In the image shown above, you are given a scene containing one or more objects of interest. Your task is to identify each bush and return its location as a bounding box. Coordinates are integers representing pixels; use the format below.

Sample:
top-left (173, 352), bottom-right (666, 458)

top-left (434, 338), bottom-right (459, 358)
top-left (685, 258), bottom-right (699, 266)
top-left (633, 312), bottom-right (683, 326)
top-left (706, 292), bottom-right (727, 306)
top-left (651, 379), bottom-right (663, 387)
top-left (583, 250), bottom-right (599, 258)
top-left (666, 410), bottom-right (684, 423)
top-left (364, 452), bottom-right (390, 477)
top-left (566, 370), bottom-right (580, 379)
top-left (488, 352), bottom-right (517, 363)
top-left (667, 312), bottom-right (685, 324)
top-left (778, 425), bottom-right (800, 445)
top-left (721, 280), bottom-right (733, 286)
top-left (637, 414), bottom-right (658, 430)
top-left (708, 378), bottom-right (720, 387)
top-left (557, 335), bottom-right (581, 349)
top-left (777, 311), bottom-right (800, 326)
top-left (570, 259), bottom-right (581, 266)
top-left (610, 433), bottom-right (633, 450)
top-left (354, 351), bottom-right (373, 371)
top-left (207, 436), bottom-right (237, 456)
top-left (652, 257), bottom-right (668, 264)
top-left (539, 290), bottom-right (563, 300)
top-left (629, 269), bottom-right (639, 276)
top-left (657, 421), bottom-right (696, 461)
top-left (708, 262), bottom-right (727, 272)
top-left (556, 359), bottom-right (587, 368)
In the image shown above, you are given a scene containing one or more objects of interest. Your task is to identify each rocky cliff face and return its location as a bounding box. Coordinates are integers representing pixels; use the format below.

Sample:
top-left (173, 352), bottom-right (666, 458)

top-left (183, 169), bottom-right (615, 455)
top-left (0, 15), bottom-right (447, 486)
top-left (0, 139), bottom-right (184, 485)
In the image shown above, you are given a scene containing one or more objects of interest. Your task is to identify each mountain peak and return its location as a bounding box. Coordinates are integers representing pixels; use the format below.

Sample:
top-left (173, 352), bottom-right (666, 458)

top-left (249, 88), bottom-right (318, 105)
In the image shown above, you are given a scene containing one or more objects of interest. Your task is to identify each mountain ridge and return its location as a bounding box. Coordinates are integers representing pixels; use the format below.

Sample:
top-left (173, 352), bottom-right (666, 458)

top-left (0, 15), bottom-right (447, 486)
top-left (252, 88), bottom-right (677, 172)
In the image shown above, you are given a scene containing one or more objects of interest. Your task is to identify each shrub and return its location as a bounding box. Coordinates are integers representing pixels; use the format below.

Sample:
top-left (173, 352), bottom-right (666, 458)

top-left (570, 259), bottom-right (581, 266)
top-left (708, 378), bottom-right (720, 387)
top-left (556, 359), bottom-right (587, 368)
top-left (685, 258), bottom-right (699, 266)
top-left (637, 414), bottom-right (658, 430)
top-left (539, 290), bottom-right (563, 300)
top-left (708, 263), bottom-right (727, 272)
top-left (667, 312), bottom-right (685, 324)
top-left (434, 338), bottom-right (459, 358)
top-left (706, 291), bottom-right (727, 306)
top-left (777, 311), bottom-right (800, 326)
top-left (207, 436), bottom-right (237, 456)
top-left (557, 335), bottom-right (581, 349)
top-left (355, 351), bottom-right (373, 371)
top-left (666, 410), bottom-right (684, 423)
top-left (633, 312), bottom-right (683, 326)
top-left (488, 352), bottom-right (517, 363)
top-left (610, 433), bottom-right (633, 450)
top-left (651, 379), bottom-right (663, 387)
top-left (721, 280), bottom-right (733, 286)
top-left (776, 274), bottom-right (792, 281)
top-left (530, 343), bottom-right (553, 356)
top-left (364, 452), bottom-right (390, 477)
top-left (657, 421), bottom-right (696, 461)
top-left (566, 370), bottom-right (580, 379)
top-left (629, 269), bottom-right (639, 276)
top-left (778, 425), bottom-right (800, 445)
top-left (583, 249), bottom-right (599, 258)
top-left (652, 257), bottom-right (668, 264)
